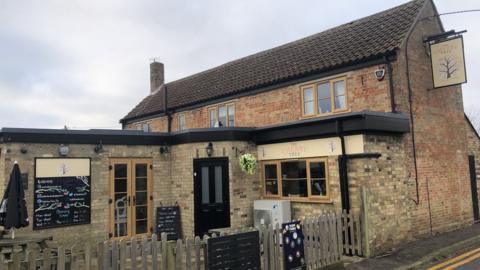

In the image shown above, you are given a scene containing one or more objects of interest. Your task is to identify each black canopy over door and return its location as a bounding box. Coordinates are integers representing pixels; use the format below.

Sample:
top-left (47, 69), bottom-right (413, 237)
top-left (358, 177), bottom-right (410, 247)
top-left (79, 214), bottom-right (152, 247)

top-left (194, 158), bottom-right (230, 236)
top-left (469, 155), bottom-right (479, 221)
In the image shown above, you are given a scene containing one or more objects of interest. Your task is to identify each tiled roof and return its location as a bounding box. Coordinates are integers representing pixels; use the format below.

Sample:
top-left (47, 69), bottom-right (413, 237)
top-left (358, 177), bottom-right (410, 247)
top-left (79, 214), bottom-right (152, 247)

top-left (122, 0), bottom-right (426, 122)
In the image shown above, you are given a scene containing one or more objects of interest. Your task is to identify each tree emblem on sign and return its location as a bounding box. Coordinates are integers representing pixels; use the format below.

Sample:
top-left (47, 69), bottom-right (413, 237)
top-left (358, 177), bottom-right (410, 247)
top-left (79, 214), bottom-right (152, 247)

top-left (439, 56), bottom-right (457, 79)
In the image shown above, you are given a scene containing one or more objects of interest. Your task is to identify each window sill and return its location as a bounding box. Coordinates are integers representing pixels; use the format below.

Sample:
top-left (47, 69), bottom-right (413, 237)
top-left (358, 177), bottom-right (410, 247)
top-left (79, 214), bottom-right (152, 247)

top-left (261, 196), bottom-right (333, 204)
top-left (300, 108), bottom-right (352, 120)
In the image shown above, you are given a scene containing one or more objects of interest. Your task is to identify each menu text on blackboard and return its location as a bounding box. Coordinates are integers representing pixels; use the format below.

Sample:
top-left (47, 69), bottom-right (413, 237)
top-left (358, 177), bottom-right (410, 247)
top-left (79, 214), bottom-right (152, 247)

top-left (34, 176), bottom-right (91, 229)
top-left (156, 206), bottom-right (181, 240)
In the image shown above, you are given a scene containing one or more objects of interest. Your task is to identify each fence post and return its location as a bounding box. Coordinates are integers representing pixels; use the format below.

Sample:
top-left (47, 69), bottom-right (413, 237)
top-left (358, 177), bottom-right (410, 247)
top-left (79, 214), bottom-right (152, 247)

top-left (28, 248), bottom-right (36, 270)
top-left (119, 239), bottom-right (126, 270)
top-left (151, 235), bottom-right (158, 270)
top-left (274, 223), bottom-right (281, 270)
top-left (361, 186), bottom-right (370, 257)
top-left (131, 237), bottom-right (138, 270)
top-left (161, 233), bottom-right (168, 270)
top-left (175, 239), bottom-right (183, 270)
top-left (43, 247), bottom-right (52, 270)
top-left (57, 245), bottom-right (66, 270)
top-left (186, 238), bottom-right (192, 270)
top-left (112, 240), bottom-right (118, 270)
top-left (84, 243), bottom-right (91, 270)
top-left (203, 235), bottom-right (209, 270)
top-left (194, 236), bottom-right (201, 270)
top-left (142, 235), bottom-right (148, 270)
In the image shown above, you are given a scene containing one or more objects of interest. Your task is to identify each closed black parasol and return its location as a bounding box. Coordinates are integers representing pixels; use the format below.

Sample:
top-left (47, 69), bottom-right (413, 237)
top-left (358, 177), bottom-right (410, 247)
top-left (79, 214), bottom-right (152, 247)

top-left (0, 162), bottom-right (29, 238)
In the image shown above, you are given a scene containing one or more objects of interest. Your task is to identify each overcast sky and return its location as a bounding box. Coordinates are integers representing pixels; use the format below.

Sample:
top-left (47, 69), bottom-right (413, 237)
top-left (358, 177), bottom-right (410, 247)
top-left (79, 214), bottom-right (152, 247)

top-left (0, 0), bottom-right (478, 129)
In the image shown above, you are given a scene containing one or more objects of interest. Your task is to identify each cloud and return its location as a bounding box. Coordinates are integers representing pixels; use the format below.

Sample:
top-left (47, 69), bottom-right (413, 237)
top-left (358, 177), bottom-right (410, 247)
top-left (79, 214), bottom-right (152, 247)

top-left (0, 0), bottom-right (478, 129)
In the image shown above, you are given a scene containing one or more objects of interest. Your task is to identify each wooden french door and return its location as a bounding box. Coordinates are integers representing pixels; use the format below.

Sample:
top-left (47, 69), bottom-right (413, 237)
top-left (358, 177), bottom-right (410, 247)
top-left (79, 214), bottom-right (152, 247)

top-left (109, 158), bottom-right (153, 238)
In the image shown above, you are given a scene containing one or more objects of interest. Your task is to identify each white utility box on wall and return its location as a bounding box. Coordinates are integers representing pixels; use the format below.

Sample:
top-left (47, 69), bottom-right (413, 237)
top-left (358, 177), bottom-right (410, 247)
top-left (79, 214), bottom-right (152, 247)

top-left (253, 200), bottom-right (291, 228)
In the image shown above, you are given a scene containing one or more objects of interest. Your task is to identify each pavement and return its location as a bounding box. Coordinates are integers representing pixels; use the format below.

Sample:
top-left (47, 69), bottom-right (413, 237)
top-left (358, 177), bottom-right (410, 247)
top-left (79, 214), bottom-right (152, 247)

top-left (340, 223), bottom-right (480, 270)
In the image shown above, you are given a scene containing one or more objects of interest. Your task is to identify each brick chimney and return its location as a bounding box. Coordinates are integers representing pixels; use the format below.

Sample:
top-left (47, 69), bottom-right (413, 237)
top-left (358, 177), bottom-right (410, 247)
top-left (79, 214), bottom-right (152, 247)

top-left (150, 61), bottom-right (164, 93)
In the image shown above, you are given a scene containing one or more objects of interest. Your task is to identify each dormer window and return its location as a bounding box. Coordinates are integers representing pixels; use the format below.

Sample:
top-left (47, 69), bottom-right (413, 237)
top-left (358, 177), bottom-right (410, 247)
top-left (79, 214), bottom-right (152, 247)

top-left (209, 103), bottom-right (235, 127)
top-left (301, 77), bottom-right (347, 117)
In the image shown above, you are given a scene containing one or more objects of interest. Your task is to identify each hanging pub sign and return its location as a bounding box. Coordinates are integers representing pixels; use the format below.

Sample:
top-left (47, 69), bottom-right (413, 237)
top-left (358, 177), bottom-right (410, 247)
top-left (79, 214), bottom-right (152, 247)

top-left (430, 36), bottom-right (467, 88)
top-left (33, 158), bottom-right (91, 229)
top-left (282, 221), bottom-right (306, 270)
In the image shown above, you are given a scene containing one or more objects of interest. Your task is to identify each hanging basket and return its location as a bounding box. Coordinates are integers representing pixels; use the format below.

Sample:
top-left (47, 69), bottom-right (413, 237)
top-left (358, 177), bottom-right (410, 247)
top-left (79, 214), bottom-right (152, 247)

top-left (239, 153), bottom-right (257, 175)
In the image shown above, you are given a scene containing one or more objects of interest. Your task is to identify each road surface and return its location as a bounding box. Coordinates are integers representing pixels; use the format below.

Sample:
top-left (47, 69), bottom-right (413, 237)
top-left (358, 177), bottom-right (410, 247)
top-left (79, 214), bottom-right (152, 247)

top-left (427, 247), bottom-right (480, 270)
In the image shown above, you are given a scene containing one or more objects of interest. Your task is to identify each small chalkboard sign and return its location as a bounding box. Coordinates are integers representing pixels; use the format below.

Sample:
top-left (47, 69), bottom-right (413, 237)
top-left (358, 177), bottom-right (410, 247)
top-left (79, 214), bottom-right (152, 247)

top-left (156, 206), bottom-right (181, 240)
top-left (282, 221), bottom-right (306, 270)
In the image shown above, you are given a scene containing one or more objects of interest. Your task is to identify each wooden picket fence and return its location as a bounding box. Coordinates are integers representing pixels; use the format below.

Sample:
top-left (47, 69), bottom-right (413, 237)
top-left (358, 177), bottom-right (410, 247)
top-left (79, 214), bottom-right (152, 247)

top-left (0, 211), bottom-right (363, 270)
top-left (260, 210), bottom-right (364, 270)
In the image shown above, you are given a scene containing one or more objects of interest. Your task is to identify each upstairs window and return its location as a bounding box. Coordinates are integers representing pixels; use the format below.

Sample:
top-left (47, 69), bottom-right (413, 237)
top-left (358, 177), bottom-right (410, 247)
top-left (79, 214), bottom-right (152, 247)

top-left (178, 114), bottom-right (186, 131)
top-left (301, 77), bottom-right (347, 116)
top-left (142, 123), bottom-right (151, 132)
top-left (209, 103), bottom-right (235, 127)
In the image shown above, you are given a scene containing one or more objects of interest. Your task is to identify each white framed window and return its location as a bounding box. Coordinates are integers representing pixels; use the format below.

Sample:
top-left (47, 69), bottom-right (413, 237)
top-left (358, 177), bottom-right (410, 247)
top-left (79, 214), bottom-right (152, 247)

top-left (301, 77), bottom-right (348, 117)
top-left (208, 103), bottom-right (235, 127)
top-left (178, 114), bottom-right (186, 131)
top-left (142, 123), bottom-right (150, 132)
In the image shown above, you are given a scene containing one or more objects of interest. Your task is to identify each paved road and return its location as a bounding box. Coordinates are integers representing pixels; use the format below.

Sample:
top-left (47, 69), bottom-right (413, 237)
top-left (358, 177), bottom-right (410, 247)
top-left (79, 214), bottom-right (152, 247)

top-left (427, 247), bottom-right (480, 270)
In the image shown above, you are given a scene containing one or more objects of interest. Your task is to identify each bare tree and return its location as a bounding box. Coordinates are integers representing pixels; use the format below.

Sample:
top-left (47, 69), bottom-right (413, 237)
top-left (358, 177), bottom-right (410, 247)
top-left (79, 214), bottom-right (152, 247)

top-left (466, 107), bottom-right (480, 134)
top-left (439, 57), bottom-right (458, 79)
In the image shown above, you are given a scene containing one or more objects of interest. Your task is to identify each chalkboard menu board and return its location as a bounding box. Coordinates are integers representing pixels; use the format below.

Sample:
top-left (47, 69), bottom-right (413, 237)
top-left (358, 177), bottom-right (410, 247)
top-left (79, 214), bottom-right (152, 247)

top-left (156, 206), bottom-right (181, 240)
top-left (34, 158), bottom-right (91, 229)
top-left (282, 221), bottom-right (306, 270)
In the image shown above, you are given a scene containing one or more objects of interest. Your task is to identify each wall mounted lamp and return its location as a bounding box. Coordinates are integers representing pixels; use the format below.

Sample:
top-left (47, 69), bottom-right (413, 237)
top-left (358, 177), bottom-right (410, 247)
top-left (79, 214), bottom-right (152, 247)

top-left (159, 144), bottom-right (170, 155)
top-left (94, 141), bottom-right (104, 154)
top-left (206, 142), bottom-right (214, 157)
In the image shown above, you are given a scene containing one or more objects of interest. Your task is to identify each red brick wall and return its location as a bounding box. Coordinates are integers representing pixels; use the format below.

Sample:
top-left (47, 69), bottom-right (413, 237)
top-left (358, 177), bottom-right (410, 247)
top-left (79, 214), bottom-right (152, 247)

top-left (126, 65), bottom-right (393, 132)
top-left (394, 0), bottom-right (472, 237)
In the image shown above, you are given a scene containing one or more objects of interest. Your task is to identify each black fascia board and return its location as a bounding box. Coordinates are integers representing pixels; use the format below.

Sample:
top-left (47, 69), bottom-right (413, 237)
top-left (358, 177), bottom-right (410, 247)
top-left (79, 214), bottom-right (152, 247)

top-left (171, 127), bottom-right (254, 144)
top-left (253, 111), bottom-right (410, 145)
top-left (0, 128), bottom-right (171, 145)
top-left (1, 112), bottom-right (410, 146)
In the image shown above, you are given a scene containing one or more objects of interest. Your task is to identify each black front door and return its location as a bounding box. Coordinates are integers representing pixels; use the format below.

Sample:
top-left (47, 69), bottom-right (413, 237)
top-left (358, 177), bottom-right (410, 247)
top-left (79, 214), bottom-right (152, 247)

top-left (469, 155), bottom-right (479, 221)
top-left (194, 158), bottom-right (230, 236)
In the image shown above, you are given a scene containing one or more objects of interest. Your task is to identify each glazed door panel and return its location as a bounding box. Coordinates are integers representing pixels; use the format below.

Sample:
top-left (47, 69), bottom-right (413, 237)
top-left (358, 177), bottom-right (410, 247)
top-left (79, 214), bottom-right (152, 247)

top-left (110, 159), bottom-right (152, 238)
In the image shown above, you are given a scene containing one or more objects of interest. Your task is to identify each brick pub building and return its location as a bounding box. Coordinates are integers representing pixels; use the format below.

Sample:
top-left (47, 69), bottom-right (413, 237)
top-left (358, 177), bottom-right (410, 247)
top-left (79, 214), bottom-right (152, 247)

top-left (1, 0), bottom-right (479, 255)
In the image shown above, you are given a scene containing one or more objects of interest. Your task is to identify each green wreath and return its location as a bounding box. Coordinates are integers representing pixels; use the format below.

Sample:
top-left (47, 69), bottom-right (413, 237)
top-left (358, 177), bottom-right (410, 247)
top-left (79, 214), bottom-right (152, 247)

top-left (239, 153), bottom-right (257, 175)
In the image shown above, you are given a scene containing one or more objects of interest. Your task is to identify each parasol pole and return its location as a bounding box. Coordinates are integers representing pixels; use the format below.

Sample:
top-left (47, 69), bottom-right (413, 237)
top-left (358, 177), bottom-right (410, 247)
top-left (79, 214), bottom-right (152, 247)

top-left (11, 160), bottom-right (18, 239)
